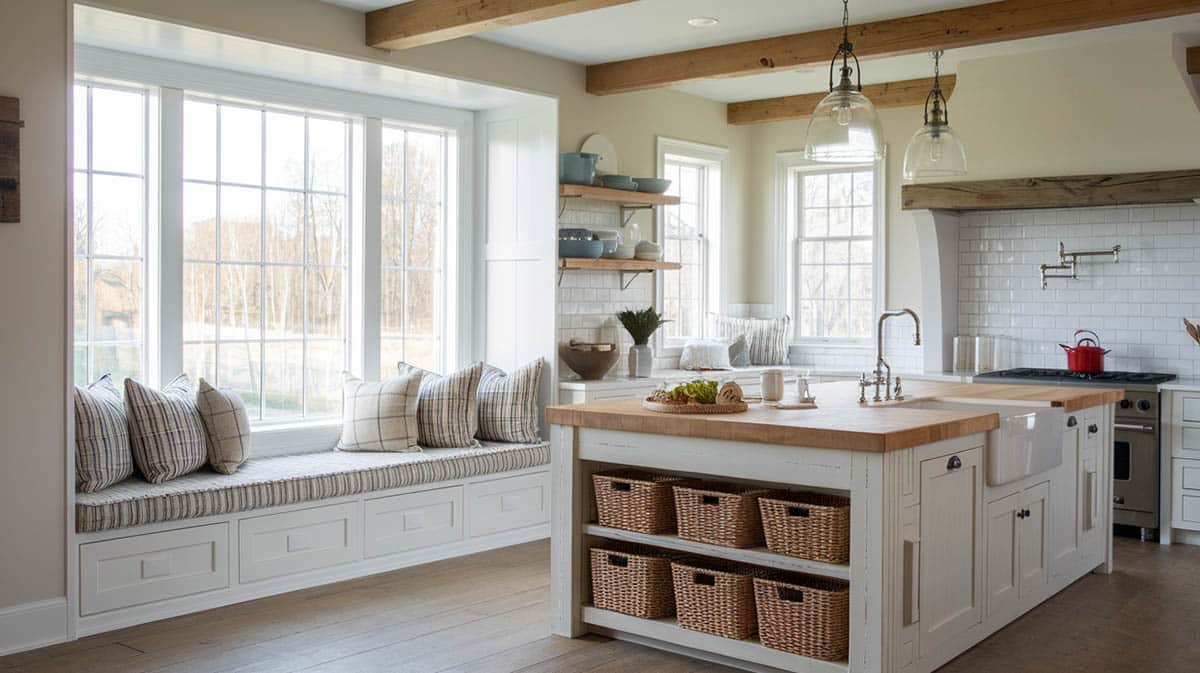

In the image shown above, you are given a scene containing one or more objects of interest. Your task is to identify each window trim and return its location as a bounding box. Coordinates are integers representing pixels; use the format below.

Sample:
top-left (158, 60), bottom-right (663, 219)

top-left (654, 136), bottom-right (729, 355)
top-left (75, 48), bottom-right (475, 446)
top-left (775, 149), bottom-right (887, 347)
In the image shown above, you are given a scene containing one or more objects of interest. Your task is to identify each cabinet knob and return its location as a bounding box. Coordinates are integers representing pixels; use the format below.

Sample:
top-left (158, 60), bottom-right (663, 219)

top-left (1067, 416), bottom-right (1077, 427)
top-left (947, 455), bottom-right (962, 470)
top-left (1088, 424), bottom-right (1099, 434)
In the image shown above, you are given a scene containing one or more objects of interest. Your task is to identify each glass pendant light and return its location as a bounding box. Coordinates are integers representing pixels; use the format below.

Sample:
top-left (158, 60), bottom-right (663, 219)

top-left (803, 0), bottom-right (883, 163)
top-left (902, 50), bottom-right (967, 180)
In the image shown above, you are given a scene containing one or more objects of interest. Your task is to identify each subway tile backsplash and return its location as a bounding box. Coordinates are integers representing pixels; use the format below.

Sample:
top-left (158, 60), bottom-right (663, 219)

top-left (957, 203), bottom-right (1200, 376)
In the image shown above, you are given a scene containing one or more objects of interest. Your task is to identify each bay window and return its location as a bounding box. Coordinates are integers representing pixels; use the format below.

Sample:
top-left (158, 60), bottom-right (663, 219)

top-left (72, 66), bottom-right (462, 431)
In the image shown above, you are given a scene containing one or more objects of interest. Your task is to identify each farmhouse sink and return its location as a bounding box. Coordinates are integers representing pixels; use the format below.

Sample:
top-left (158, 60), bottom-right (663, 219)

top-left (900, 398), bottom-right (1064, 486)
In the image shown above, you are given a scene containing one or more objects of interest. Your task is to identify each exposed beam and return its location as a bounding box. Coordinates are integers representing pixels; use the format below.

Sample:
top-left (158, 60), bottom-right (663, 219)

top-left (587, 0), bottom-right (1200, 95)
top-left (1188, 46), bottom-right (1200, 74)
top-left (727, 75), bottom-right (953, 126)
top-left (367, 0), bottom-right (637, 50)
top-left (901, 169), bottom-right (1200, 211)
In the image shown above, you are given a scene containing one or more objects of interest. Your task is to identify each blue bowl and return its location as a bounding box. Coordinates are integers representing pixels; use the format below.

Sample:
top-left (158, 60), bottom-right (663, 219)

top-left (600, 175), bottom-right (638, 191)
top-left (634, 177), bottom-right (672, 194)
top-left (559, 239), bottom-right (604, 259)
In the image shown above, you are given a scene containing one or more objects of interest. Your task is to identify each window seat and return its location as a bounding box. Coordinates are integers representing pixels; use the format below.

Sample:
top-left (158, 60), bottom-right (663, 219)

top-left (76, 441), bottom-right (550, 533)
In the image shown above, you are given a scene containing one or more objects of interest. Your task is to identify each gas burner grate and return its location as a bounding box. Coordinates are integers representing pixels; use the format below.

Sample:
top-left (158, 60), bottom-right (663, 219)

top-left (976, 368), bottom-right (1176, 385)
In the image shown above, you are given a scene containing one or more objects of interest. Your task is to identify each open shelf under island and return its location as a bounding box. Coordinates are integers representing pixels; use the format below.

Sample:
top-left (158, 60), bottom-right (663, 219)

top-left (546, 379), bottom-right (1122, 673)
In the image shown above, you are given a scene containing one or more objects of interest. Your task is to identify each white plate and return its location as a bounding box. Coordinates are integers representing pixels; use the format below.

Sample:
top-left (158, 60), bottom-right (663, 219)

top-left (580, 134), bottom-right (618, 176)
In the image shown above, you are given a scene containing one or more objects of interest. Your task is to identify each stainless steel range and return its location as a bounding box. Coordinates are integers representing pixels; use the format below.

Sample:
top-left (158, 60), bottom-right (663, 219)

top-left (973, 368), bottom-right (1176, 537)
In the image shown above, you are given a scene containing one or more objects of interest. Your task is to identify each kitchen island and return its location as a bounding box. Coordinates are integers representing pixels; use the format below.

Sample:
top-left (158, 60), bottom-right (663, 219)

top-left (546, 380), bottom-right (1122, 673)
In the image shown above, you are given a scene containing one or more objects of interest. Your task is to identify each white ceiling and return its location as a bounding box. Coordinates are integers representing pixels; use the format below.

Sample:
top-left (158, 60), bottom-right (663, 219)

top-left (326, 0), bottom-right (1200, 102)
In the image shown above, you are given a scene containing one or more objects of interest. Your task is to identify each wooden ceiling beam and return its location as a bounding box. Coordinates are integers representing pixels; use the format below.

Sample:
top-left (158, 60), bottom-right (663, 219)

top-left (901, 169), bottom-right (1200, 211)
top-left (1188, 46), bottom-right (1200, 74)
top-left (587, 0), bottom-right (1200, 95)
top-left (727, 75), bottom-right (953, 126)
top-left (367, 0), bottom-right (637, 50)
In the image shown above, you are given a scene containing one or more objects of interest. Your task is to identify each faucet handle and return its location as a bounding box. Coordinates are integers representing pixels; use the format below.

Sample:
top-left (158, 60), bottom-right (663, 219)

top-left (893, 376), bottom-right (904, 401)
top-left (858, 373), bottom-right (868, 404)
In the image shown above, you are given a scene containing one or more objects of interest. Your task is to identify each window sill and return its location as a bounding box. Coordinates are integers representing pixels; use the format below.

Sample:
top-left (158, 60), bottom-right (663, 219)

top-left (251, 419), bottom-right (341, 459)
top-left (790, 341), bottom-right (873, 351)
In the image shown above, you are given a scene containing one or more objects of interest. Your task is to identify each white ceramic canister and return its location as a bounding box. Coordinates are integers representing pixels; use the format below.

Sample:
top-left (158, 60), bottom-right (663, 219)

top-left (760, 369), bottom-right (785, 402)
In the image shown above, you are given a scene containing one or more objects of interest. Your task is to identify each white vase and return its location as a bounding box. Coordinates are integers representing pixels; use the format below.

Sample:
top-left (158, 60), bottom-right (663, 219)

top-left (628, 344), bottom-right (653, 378)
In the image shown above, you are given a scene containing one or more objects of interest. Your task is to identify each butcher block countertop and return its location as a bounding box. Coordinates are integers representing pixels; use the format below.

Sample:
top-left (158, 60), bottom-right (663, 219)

top-left (545, 380), bottom-right (1123, 453)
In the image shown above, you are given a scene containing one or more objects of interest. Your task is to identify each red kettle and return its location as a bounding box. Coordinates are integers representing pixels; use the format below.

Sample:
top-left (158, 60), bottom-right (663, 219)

top-left (1059, 329), bottom-right (1109, 374)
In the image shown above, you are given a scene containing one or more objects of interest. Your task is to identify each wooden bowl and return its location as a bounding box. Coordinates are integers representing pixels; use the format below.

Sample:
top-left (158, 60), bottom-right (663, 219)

top-left (559, 342), bottom-right (620, 380)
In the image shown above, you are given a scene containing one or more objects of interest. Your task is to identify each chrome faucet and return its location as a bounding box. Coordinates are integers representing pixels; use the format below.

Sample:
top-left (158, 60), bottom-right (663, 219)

top-left (860, 309), bottom-right (922, 403)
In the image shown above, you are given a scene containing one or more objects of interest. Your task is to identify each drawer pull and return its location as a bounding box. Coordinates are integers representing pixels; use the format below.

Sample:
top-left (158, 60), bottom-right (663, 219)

top-left (610, 481), bottom-right (632, 492)
top-left (787, 506), bottom-right (811, 517)
top-left (1067, 416), bottom-right (1077, 427)
top-left (607, 554), bottom-right (629, 567)
top-left (1088, 424), bottom-right (1099, 435)
top-left (693, 572), bottom-right (716, 586)
top-left (947, 455), bottom-right (962, 470)
top-left (701, 495), bottom-right (721, 505)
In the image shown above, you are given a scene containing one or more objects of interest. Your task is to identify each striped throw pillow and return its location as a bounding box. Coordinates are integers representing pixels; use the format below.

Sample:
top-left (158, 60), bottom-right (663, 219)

top-left (125, 375), bottom-right (209, 484)
top-left (398, 362), bottom-right (483, 449)
top-left (196, 378), bottom-right (251, 474)
top-left (713, 315), bottom-right (791, 365)
top-left (337, 372), bottom-right (422, 453)
top-left (477, 359), bottom-right (544, 444)
top-left (74, 374), bottom-right (134, 492)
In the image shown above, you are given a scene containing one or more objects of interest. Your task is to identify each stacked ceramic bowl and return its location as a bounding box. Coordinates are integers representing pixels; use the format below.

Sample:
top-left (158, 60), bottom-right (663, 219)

top-left (635, 240), bottom-right (662, 261)
top-left (559, 228), bottom-right (603, 259)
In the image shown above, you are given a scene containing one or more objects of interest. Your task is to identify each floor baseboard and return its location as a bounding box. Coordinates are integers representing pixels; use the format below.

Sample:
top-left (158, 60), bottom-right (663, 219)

top-left (0, 597), bottom-right (70, 657)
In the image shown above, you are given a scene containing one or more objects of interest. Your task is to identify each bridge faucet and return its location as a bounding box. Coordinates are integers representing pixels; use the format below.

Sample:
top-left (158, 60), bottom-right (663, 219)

top-left (860, 309), bottom-right (922, 403)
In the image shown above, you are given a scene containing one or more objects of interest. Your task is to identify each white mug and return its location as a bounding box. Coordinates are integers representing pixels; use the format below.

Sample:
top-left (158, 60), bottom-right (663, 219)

top-left (760, 369), bottom-right (784, 402)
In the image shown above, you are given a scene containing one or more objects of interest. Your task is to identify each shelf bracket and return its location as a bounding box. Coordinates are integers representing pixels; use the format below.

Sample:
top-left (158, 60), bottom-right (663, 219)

top-left (619, 270), bottom-right (649, 291)
top-left (619, 204), bottom-right (653, 227)
top-left (557, 268), bottom-right (565, 286)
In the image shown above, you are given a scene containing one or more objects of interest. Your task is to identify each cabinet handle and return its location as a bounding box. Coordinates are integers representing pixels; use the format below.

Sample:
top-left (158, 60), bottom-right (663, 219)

top-left (904, 539), bottom-right (920, 626)
top-left (1067, 416), bottom-right (1077, 427)
top-left (1088, 424), bottom-right (1099, 435)
top-left (947, 455), bottom-right (962, 470)
top-left (1017, 510), bottom-right (1026, 519)
top-left (1024, 508), bottom-right (1031, 518)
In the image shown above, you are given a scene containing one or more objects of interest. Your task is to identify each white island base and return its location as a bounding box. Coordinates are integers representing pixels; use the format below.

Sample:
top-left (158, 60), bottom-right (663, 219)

top-left (549, 397), bottom-right (1114, 673)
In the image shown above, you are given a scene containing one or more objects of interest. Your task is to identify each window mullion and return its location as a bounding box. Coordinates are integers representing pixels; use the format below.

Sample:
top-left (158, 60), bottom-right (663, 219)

top-left (259, 108), bottom-right (268, 421)
top-left (356, 118), bottom-right (382, 380)
top-left (156, 87), bottom-right (185, 388)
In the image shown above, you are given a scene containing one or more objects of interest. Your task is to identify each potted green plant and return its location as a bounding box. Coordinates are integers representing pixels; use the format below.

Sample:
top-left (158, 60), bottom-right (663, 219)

top-left (616, 307), bottom-right (670, 378)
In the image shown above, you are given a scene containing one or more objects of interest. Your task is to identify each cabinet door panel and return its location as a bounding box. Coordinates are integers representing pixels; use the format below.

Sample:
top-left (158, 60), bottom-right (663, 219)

top-left (1051, 424), bottom-right (1080, 575)
top-left (986, 493), bottom-right (1019, 618)
top-left (919, 447), bottom-right (983, 658)
top-left (1019, 482), bottom-right (1050, 598)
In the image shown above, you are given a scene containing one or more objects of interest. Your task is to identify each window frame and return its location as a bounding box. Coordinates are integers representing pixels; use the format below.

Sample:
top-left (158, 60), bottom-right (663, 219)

top-left (775, 150), bottom-right (887, 347)
top-left (654, 136), bottom-right (728, 354)
top-left (75, 47), bottom-right (474, 450)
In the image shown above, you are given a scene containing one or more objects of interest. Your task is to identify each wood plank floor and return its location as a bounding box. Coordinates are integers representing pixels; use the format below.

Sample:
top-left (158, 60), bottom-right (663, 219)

top-left (4, 537), bottom-right (1200, 673)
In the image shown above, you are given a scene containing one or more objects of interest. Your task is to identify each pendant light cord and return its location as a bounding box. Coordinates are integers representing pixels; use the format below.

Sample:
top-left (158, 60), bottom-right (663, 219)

top-left (924, 50), bottom-right (948, 126)
top-left (828, 0), bottom-right (862, 93)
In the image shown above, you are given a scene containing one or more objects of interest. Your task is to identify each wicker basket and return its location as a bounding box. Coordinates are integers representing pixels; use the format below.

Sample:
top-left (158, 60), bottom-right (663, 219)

top-left (674, 482), bottom-right (771, 548)
top-left (758, 492), bottom-right (851, 564)
top-left (753, 575), bottom-right (850, 661)
top-left (590, 546), bottom-right (676, 619)
top-left (593, 470), bottom-right (686, 534)
top-left (671, 560), bottom-right (759, 640)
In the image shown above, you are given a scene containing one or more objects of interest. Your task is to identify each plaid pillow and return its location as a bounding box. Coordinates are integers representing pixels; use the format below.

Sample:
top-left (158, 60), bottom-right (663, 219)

top-left (336, 372), bottom-right (422, 453)
top-left (398, 362), bottom-right (483, 449)
top-left (476, 359), bottom-right (543, 444)
top-left (125, 374), bottom-right (208, 484)
top-left (74, 374), bottom-right (134, 492)
top-left (196, 378), bottom-right (251, 474)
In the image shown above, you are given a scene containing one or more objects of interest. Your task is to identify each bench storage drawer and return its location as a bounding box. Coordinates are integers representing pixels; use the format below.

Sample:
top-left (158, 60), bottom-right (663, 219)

top-left (238, 502), bottom-right (360, 583)
top-left (468, 471), bottom-right (550, 537)
top-left (364, 486), bottom-right (464, 558)
top-left (80, 523), bottom-right (229, 616)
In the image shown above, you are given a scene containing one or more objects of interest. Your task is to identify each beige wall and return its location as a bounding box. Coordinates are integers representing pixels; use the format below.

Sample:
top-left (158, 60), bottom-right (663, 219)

top-left (0, 0), bottom-right (70, 608)
top-left (743, 34), bottom-right (1200, 311)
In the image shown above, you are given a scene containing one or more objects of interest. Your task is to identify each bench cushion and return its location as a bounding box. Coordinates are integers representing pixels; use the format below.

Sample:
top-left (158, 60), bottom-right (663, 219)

top-left (76, 441), bottom-right (549, 534)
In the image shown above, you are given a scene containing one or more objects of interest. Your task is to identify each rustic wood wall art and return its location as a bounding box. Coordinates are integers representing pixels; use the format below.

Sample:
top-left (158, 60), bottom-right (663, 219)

top-left (0, 96), bottom-right (22, 223)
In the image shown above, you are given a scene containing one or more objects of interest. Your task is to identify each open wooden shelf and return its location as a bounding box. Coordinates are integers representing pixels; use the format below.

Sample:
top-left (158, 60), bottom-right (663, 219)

top-left (583, 606), bottom-right (849, 673)
top-left (584, 524), bottom-right (850, 581)
top-left (559, 183), bottom-right (681, 206)
top-left (559, 258), bottom-right (681, 272)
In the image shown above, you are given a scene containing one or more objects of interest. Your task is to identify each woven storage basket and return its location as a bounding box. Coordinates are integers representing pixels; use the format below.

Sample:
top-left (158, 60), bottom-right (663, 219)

top-left (674, 482), bottom-right (771, 548)
top-left (590, 546), bottom-right (677, 619)
top-left (753, 575), bottom-right (850, 661)
top-left (671, 560), bottom-right (759, 640)
top-left (759, 491), bottom-right (851, 564)
top-left (593, 470), bottom-right (686, 534)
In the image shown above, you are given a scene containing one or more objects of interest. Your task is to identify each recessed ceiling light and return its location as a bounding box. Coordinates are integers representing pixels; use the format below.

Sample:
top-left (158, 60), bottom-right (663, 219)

top-left (687, 17), bottom-right (719, 27)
